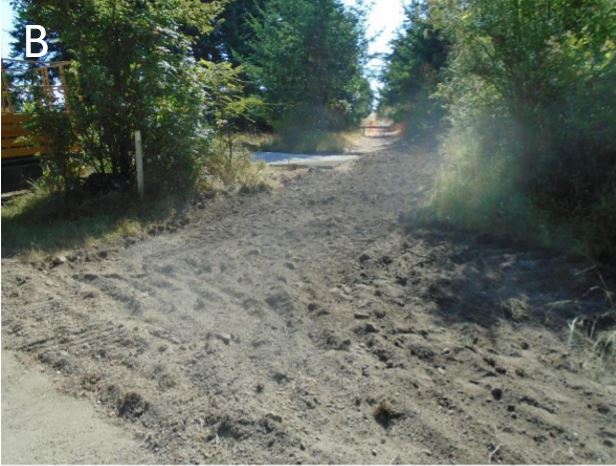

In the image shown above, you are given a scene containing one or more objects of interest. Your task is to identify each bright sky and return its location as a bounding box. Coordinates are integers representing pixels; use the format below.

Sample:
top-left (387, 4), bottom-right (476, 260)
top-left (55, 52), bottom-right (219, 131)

top-left (345, 0), bottom-right (406, 94)
top-left (1, 0), bottom-right (406, 91)
top-left (0, 0), bottom-right (16, 59)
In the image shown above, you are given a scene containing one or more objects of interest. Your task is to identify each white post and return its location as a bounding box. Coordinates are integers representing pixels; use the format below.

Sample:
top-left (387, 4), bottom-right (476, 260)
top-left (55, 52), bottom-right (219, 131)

top-left (134, 130), bottom-right (144, 198)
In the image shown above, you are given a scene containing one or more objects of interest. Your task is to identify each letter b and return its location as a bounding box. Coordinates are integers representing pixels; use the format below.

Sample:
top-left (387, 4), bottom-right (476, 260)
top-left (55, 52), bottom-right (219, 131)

top-left (26, 25), bottom-right (48, 58)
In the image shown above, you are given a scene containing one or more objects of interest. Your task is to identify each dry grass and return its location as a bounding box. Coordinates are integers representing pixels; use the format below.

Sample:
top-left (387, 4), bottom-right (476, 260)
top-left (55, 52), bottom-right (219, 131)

top-left (201, 136), bottom-right (272, 193)
top-left (566, 267), bottom-right (616, 365)
top-left (1, 187), bottom-right (179, 256)
top-left (594, 330), bottom-right (616, 359)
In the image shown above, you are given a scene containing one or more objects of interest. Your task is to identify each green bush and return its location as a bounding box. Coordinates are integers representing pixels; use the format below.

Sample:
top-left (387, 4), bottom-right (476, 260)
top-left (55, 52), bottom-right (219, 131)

top-left (22, 107), bottom-right (79, 193)
top-left (426, 0), bottom-right (616, 260)
top-left (14, 0), bottom-right (226, 195)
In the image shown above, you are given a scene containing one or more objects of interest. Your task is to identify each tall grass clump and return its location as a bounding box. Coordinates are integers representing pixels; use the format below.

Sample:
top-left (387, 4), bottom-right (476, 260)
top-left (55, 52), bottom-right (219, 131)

top-left (203, 136), bottom-right (271, 192)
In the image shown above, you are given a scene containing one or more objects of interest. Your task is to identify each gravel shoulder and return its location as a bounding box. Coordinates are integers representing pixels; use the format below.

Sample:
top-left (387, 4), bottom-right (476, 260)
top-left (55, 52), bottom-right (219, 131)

top-left (2, 140), bottom-right (615, 463)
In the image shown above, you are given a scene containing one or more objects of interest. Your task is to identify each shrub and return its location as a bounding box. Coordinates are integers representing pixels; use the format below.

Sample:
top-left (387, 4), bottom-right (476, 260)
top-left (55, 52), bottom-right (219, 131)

top-left (23, 106), bottom-right (80, 193)
top-left (14, 0), bottom-right (226, 195)
top-left (427, 0), bottom-right (616, 260)
top-left (202, 137), bottom-right (270, 192)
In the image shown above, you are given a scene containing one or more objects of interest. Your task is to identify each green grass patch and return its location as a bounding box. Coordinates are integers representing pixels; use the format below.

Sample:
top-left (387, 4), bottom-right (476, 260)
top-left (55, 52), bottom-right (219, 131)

top-left (1, 184), bottom-right (187, 256)
top-left (2, 135), bottom-right (273, 257)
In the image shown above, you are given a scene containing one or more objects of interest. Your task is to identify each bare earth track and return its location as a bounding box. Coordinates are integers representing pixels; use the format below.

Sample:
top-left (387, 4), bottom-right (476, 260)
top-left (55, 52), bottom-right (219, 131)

top-left (2, 140), bottom-right (615, 463)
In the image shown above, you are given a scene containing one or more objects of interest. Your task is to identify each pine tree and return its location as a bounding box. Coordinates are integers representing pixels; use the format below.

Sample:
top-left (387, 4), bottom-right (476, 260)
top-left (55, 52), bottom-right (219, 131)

top-left (380, 1), bottom-right (449, 138)
top-left (247, 0), bottom-right (372, 136)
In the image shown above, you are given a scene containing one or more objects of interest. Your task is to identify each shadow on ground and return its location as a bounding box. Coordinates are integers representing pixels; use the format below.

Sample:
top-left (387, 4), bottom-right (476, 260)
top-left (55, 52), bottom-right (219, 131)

top-left (1, 190), bottom-right (192, 257)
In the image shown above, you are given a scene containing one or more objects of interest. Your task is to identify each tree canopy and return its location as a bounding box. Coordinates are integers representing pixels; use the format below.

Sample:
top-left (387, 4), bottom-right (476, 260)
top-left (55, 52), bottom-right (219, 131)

top-left (380, 1), bottom-right (449, 137)
top-left (247, 0), bottom-right (372, 136)
top-left (189, 0), bottom-right (268, 65)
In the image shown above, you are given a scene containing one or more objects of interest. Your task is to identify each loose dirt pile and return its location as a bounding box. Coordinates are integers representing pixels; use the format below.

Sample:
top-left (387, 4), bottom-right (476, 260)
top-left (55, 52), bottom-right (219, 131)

top-left (2, 141), bottom-right (615, 463)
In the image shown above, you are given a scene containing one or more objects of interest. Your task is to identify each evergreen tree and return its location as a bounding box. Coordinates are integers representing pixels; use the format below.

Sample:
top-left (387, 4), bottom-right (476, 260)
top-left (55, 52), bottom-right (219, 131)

top-left (380, 1), bottom-right (449, 138)
top-left (190, 0), bottom-right (268, 65)
top-left (247, 0), bottom-right (372, 136)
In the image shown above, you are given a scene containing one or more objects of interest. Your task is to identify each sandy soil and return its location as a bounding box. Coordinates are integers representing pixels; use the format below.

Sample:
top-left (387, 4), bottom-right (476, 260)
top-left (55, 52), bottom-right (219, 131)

top-left (2, 350), bottom-right (154, 464)
top-left (2, 140), bottom-right (615, 464)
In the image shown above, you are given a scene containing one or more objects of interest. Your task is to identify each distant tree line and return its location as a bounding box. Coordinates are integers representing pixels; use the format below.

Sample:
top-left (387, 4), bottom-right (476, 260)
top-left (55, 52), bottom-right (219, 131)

top-left (380, 2), bottom-right (449, 139)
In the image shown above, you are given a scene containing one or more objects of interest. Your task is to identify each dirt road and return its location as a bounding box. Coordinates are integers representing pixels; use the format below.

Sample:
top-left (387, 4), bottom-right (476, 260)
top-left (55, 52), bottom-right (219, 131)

top-left (2, 140), bottom-right (615, 463)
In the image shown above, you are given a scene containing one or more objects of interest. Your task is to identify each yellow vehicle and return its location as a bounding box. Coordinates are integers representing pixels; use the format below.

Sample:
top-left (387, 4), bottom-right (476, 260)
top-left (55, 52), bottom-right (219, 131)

top-left (1, 59), bottom-right (71, 192)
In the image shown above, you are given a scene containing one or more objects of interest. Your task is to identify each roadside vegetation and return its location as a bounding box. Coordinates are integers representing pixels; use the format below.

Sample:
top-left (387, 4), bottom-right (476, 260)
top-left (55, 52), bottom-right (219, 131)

top-left (2, 185), bottom-right (179, 254)
top-left (379, 2), bottom-right (449, 140)
top-left (1, 148), bottom-right (270, 254)
top-left (3, 0), bottom-right (371, 254)
top-left (381, 0), bottom-right (616, 261)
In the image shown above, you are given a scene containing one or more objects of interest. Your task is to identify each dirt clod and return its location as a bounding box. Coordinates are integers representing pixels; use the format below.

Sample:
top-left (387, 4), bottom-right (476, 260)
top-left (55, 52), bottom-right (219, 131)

top-left (372, 400), bottom-right (403, 430)
top-left (214, 333), bottom-right (231, 345)
top-left (117, 392), bottom-right (149, 419)
top-left (364, 322), bottom-right (378, 333)
top-left (52, 256), bottom-right (67, 267)
top-left (491, 388), bottom-right (503, 401)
